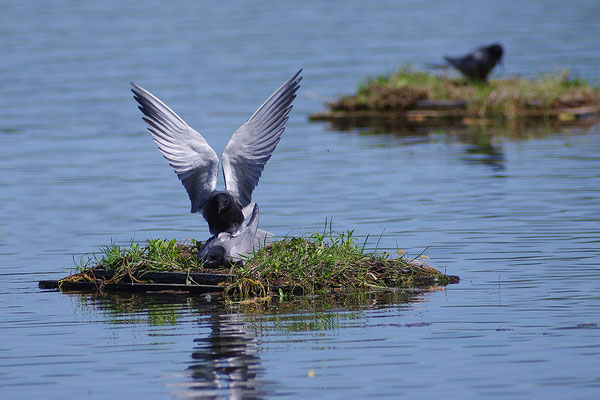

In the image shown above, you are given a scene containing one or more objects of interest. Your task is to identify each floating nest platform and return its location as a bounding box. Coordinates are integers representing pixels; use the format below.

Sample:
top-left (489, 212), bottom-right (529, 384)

top-left (309, 68), bottom-right (600, 127)
top-left (39, 261), bottom-right (458, 296)
top-left (38, 233), bottom-right (460, 298)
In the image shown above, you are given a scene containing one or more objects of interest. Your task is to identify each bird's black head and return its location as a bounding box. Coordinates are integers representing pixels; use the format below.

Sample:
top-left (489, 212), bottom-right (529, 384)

top-left (487, 44), bottom-right (504, 60)
top-left (204, 245), bottom-right (226, 267)
top-left (212, 192), bottom-right (233, 214)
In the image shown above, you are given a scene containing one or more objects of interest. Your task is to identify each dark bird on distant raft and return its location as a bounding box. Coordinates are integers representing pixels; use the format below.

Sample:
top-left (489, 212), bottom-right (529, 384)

top-left (444, 43), bottom-right (503, 82)
top-left (132, 70), bottom-right (302, 236)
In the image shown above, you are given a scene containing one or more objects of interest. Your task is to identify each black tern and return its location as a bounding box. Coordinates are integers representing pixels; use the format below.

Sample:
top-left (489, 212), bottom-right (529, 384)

top-left (132, 70), bottom-right (302, 235)
top-left (444, 43), bottom-right (503, 81)
top-left (199, 203), bottom-right (268, 267)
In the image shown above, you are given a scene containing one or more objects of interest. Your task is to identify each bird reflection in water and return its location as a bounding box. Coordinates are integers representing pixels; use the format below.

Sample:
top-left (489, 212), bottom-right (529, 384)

top-left (461, 130), bottom-right (505, 170)
top-left (186, 313), bottom-right (265, 400)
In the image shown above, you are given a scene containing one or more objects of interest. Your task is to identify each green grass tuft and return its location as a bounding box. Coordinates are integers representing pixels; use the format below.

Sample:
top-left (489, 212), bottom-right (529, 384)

top-left (77, 238), bottom-right (201, 275)
top-left (225, 228), bottom-right (453, 297)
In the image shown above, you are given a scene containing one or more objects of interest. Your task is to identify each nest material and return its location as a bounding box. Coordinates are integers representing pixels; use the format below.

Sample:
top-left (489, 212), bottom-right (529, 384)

top-left (327, 84), bottom-right (429, 112)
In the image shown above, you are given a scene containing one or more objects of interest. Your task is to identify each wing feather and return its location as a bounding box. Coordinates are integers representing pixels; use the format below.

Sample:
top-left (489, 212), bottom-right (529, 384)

top-left (222, 70), bottom-right (302, 206)
top-left (131, 83), bottom-right (219, 212)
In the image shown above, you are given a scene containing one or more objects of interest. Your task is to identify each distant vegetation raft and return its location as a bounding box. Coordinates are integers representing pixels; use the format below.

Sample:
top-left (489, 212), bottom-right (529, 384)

top-left (38, 232), bottom-right (459, 299)
top-left (309, 67), bottom-right (600, 124)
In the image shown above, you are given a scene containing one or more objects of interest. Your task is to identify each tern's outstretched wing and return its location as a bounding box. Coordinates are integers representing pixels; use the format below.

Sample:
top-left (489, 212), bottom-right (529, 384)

top-left (131, 83), bottom-right (219, 213)
top-left (222, 70), bottom-right (302, 207)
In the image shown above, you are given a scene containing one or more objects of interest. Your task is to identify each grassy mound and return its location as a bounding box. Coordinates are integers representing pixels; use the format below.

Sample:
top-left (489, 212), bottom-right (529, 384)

top-left (80, 238), bottom-right (201, 273)
top-left (319, 66), bottom-right (599, 121)
top-left (228, 230), bottom-right (453, 297)
top-left (74, 230), bottom-right (457, 298)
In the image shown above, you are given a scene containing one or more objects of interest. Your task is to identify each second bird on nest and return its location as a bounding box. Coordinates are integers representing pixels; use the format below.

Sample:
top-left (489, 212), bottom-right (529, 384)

top-left (444, 43), bottom-right (503, 82)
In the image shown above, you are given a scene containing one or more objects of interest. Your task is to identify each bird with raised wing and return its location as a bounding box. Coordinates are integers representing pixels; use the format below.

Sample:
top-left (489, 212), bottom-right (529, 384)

top-left (131, 70), bottom-right (302, 236)
top-left (444, 43), bottom-right (503, 82)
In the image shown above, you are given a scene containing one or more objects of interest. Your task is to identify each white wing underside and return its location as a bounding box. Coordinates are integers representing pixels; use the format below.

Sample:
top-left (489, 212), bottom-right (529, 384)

top-left (131, 83), bottom-right (219, 212)
top-left (131, 69), bottom-right (302, 212)
top-left (222, 70), bottom-right (302, 207)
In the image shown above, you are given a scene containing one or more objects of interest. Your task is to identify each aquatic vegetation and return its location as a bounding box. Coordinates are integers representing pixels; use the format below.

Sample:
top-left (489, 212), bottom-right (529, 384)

top-left (226, 229), bottom-right (454, 298)
top-left (68, 228), bottom-right (457, 299)
top-left (78, 238), bottom-right (201, 274)
top-left (312, 66), bottom-right (600, 122)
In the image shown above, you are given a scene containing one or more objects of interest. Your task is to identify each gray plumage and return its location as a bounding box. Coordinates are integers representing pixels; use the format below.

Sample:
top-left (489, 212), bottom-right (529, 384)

top-left (444, 43), bottom-right (503, 82)
top-left (131, 70), bottom-right (302, 235)
top-left (198, 203), bottom-right (271, 267)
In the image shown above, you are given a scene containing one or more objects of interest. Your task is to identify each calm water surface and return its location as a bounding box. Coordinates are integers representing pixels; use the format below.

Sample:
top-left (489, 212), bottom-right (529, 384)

top-left (1, 1), bottom-right (600, 399)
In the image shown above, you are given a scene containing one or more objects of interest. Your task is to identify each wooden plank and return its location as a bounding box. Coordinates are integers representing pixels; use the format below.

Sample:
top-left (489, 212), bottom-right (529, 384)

top-left (404, 109), bottom-right (465, 119)
top-left (89, 269), bottom-right (230, 285)
top-left (413, 99), bottom-right (468, 109)
top-left (309, 103), bottom-right (600, 122)
top-left (518, 104), bottom-right (600, 117)
top-left (38, 269), bottom-right (230, 294)
top-left (39, 280), bottom-right (224, 294)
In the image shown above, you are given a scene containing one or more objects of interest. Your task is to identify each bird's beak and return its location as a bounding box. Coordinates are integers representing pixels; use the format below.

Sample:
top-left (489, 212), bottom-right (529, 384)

top-left (218, 203), bottom-right (226, 214)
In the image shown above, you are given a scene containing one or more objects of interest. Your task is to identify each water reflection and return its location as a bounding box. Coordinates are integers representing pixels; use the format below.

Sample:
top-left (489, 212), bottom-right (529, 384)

top-left (454, 129), bottom-right (506, 169)
top-left (81, 293), bottom-right (184, 325)
top-left (72, 292), bottom-right (265, 399)
top-left (185, 289), bottom-right (445, 398)
top-left (68, 288), bottom-right (445, 399)
top-left (188, 313), bottom-right (264, 400)
top-left (238, 289), bottom-right (440, 332)
top-left (314, 113), bottom-right (599, 140)
top-left (317, 114), bottom-right (598, 141)
top-left (317, 116), bottom-right (599, 171)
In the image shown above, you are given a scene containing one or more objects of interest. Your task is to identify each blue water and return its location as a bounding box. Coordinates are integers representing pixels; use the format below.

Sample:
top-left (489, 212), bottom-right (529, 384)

top-left (1, 1), bottom-right (600, 399)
